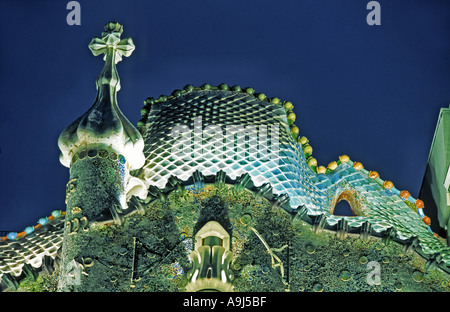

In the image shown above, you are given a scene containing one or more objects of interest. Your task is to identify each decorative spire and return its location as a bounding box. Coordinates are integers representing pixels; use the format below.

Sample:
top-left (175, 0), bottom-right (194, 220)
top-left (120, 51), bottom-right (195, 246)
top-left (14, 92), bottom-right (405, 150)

top-left (88, 21), bottom-right (135, 91)
top-left (58, 22), bottom-right (145, 171)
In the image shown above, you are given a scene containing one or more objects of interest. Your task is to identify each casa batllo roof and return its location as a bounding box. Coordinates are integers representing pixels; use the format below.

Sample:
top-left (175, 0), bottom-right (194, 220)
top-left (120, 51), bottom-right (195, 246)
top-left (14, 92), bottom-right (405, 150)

top-left (1, 22), bottom-right (449, 291)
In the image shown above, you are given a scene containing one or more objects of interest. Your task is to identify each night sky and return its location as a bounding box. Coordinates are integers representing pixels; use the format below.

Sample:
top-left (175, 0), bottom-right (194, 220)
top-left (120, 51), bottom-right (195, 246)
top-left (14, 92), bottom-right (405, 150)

top-left (1, 0), bottom-right (450, 232)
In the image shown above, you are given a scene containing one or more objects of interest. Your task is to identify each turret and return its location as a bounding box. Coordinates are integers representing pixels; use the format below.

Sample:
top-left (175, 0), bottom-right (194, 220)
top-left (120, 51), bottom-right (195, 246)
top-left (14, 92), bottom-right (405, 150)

top-left (57, 22), bottom-right (146, 291)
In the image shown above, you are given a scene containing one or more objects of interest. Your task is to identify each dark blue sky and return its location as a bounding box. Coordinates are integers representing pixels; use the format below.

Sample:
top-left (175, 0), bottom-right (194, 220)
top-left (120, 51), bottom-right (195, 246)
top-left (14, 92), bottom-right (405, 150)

top-left (1, 0), bottom-right (450, 231)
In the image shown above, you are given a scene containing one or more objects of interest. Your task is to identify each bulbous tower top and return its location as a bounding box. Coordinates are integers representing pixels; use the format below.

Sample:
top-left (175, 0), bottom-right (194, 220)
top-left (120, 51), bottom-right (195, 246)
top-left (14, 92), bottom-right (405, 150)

top-left (58, 22), bottom-right (145, 170)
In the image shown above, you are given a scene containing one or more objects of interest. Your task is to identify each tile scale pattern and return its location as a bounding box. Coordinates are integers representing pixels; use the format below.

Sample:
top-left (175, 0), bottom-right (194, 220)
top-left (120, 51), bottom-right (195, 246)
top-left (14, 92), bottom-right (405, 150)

top-left (0, 217), bottom-right (64, 284)
top-left (137, 87), bottom-right (450, 265)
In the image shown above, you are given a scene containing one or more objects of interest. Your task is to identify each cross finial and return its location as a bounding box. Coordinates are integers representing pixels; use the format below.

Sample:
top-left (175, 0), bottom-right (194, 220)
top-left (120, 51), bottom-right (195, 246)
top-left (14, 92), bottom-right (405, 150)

top-left (88, 21), bottom-right (135, 64)
top-left (88, 21), bottom-right (135, 91)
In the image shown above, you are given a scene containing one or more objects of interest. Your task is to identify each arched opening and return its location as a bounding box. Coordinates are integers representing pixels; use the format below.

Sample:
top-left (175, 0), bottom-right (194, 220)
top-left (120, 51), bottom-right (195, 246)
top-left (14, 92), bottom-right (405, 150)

top-left (332, 190), bottom-right (359, 217)
top-left (333, 199), bottom-right (354, 216)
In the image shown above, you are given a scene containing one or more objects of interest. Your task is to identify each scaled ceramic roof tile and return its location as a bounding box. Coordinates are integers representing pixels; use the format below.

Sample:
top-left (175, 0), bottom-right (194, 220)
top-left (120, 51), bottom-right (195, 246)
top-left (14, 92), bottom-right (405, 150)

top-left (0, 217), bottom-right (64, 279)
top-left (136, 87), bottom-right (450, 268)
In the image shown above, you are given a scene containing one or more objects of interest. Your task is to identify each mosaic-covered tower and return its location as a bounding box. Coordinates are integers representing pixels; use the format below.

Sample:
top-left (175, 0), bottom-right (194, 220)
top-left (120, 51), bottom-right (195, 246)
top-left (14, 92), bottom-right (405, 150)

top-left (56, 22), bottom-right (147, 291)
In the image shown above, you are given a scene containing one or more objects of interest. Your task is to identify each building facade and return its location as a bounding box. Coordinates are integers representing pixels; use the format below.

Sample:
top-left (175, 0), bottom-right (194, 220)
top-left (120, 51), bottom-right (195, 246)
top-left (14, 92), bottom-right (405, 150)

top-left (0, 22), bottom-right (449, 292)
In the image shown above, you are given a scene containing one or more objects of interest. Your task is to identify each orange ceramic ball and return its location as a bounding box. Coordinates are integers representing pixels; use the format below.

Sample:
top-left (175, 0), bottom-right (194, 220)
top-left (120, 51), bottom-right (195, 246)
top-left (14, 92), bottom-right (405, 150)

top-left (316, 166), bottom-right (326, 174)
top-left (415, 199), bottom-right (424, 209)
top-left (400, 190), bottom-right (410, 199)
top-left (353, 162), bottom-right (363, 170)
top-left (383, 181), bottom-right (394, 189)
top-left (327, 161), bottom-right (338, 170)
top-left (422, 216), bottom-right (431, 226)
top-left (339, 155), bottom-right (349, 163)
